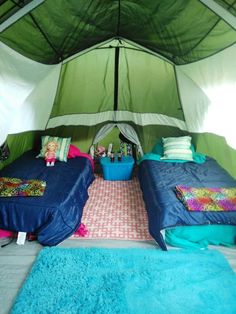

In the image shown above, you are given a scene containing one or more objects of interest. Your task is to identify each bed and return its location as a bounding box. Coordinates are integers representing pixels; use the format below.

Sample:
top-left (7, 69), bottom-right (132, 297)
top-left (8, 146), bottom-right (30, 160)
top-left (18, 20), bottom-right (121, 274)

top-left (0, 149), bottom-right (94, 246)
top-left (138, 156), bottom-right (236, 250)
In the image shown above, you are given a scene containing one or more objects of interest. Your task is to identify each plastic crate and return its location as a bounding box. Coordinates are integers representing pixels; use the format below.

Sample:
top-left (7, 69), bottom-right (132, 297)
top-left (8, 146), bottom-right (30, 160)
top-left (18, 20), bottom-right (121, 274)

top-left (100, 156), bottom-right (134, 181)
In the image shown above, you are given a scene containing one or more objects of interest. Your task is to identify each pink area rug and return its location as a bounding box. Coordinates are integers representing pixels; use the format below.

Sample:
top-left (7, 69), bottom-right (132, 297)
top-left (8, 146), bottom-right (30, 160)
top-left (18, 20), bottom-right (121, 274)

top-left (71, 174), bottom-right (152, 241)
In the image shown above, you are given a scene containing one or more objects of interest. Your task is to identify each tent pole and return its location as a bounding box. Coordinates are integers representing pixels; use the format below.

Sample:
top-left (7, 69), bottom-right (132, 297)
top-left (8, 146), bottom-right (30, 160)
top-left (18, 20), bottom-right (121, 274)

top-left (0, 0), bottom-right (44, 33)
top-left (114, 46), bottom-right (120, 111)
top-left (199, 0), bottom-right (236, 30)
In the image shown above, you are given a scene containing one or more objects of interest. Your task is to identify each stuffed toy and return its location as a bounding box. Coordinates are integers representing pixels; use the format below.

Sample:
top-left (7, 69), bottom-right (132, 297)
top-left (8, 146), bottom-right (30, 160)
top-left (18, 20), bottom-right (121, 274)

top-left (44, 141), bottom-right (58, 166)
top-left (95, 146), bottom-right (106, 157)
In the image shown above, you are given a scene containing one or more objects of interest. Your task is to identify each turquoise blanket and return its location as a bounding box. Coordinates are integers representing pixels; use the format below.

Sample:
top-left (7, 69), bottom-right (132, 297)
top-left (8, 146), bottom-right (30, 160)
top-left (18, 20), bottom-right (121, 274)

top-left (138, 152), bottom-right (206, 165)
top-left (165, 225), bottom-right (236, 249)
top-left (138, 142), bottom-right (206, 165)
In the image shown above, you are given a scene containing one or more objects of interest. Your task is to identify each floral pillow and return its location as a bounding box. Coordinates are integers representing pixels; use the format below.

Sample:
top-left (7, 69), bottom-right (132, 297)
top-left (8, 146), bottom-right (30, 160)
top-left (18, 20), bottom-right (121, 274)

top-left (38, 136), bottom-right (71, 162)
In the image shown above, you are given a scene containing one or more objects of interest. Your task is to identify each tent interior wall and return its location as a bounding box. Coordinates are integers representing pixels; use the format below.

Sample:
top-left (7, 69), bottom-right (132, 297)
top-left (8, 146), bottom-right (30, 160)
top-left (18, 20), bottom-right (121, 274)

top-left (2, 126), bottom-right (236, 179)
top-left (0, 0), bottom-right (236, 178)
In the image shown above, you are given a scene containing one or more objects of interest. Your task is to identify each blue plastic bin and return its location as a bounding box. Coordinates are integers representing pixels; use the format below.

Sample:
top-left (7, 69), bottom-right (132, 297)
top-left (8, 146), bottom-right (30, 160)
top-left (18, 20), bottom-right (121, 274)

top-left (100, 156), bottom-right (134, 181)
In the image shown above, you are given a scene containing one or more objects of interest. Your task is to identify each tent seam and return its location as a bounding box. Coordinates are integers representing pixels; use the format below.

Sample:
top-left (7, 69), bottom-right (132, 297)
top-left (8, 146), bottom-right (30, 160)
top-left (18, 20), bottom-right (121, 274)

top-left (173, 18), bottom-right (222, 62)
top-left (28, 12), bottom-right (63, 62)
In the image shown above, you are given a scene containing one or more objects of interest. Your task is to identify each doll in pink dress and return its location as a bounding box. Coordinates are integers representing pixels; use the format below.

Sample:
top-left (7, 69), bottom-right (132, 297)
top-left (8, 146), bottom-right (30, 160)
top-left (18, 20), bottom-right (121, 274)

top-left (44, 141), bottom-right (58, 167)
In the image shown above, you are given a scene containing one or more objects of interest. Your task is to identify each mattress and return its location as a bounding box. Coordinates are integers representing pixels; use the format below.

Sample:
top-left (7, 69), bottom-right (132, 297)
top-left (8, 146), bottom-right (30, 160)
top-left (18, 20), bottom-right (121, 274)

top-left (138, 157), bottom-right (236, 250)
top-left (0, 150), bottom-right (94, 245)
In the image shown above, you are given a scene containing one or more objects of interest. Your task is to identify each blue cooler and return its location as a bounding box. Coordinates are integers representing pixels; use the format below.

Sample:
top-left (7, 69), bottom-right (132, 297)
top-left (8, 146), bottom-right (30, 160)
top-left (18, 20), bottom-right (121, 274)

top-left (100, 156), bottom-right (134, 181)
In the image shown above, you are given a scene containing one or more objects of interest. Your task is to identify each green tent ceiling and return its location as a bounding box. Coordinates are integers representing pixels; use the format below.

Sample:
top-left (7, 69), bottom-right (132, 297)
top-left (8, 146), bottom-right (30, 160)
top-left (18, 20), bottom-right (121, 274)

top-left (0, 0), bottom-right (236, 65)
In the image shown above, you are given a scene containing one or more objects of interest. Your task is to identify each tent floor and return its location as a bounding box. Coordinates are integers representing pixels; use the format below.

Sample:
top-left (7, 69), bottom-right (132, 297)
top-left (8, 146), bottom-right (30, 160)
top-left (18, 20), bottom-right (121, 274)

top-left (0, 238), bottom-right (235, 314)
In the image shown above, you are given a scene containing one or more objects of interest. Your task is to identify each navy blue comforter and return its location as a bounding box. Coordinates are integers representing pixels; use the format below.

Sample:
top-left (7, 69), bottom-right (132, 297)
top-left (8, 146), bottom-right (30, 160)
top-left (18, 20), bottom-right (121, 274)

top-left (0, 150), bottom-right (94, 245)
top-left (138, 157), bottom-right (236, 250)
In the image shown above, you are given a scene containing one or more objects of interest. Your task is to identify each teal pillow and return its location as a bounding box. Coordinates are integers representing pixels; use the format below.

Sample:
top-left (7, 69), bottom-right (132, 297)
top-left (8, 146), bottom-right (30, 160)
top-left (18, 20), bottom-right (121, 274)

top-left (152, 142), bottom-right (163, 155)
top-left (38, 136), bottom-right (71, 162)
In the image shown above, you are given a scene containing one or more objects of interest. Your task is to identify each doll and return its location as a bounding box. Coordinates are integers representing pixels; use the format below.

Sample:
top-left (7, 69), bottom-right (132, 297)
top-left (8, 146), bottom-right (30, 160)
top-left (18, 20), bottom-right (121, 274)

top-left (44, 141), bottom-right (58, 166)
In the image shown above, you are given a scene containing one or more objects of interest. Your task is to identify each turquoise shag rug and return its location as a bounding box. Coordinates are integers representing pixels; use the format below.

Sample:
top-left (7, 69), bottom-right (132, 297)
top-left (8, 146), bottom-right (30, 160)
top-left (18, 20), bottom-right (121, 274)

top-left (11, 248), bottom-right (236, 314)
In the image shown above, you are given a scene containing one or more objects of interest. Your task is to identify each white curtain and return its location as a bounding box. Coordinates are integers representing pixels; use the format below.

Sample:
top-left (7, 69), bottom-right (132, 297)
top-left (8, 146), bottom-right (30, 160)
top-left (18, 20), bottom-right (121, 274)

top-left (92, 124), bottom-right (115, 144)
top-left (92, 123), bottom-right (143, 156)
top-left (118, 123), bottom-right (144, 156)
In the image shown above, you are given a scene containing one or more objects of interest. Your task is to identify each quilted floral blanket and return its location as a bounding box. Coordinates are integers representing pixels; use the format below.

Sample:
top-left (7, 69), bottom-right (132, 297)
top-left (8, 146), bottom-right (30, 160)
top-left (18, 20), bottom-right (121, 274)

top-left (0, 177), bottom-right (46, 197)
top-left (175, 185), bottom-right (236, 211)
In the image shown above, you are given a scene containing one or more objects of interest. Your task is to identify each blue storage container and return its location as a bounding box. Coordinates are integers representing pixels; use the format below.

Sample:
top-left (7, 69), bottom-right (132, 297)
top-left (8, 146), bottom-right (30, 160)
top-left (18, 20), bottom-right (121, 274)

top-left (100, 156), bottom-right (134, 181)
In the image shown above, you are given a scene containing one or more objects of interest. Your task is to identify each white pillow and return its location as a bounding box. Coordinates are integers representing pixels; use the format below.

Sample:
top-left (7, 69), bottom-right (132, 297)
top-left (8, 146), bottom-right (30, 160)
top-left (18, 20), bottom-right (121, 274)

top-left (161, 136), bottom-right (193, 161)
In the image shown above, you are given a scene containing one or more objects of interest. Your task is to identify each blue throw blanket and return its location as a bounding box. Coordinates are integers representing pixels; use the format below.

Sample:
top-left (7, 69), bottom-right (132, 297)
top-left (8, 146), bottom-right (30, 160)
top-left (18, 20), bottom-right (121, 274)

top-left (0, 150), bottom-right (94, 246)
top-left (138, 157), bottom-right (236, 250)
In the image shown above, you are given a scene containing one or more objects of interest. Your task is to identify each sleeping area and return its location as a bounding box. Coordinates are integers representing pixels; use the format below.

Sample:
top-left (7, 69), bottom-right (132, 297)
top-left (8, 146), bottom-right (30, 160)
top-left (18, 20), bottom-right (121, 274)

top-left (138, 136), bottom-right (236, 250)
top-left (0, 136), bottom-right (95, 246)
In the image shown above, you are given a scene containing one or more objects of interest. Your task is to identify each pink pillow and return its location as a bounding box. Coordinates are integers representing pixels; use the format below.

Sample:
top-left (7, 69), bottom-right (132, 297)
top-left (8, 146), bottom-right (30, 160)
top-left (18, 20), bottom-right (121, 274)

top-left (67, 144), bottom-right (94, 171)
top-left (0, 229), bottom-right (15, 238)
top-left (67, 144), bottom-right (81, 158)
